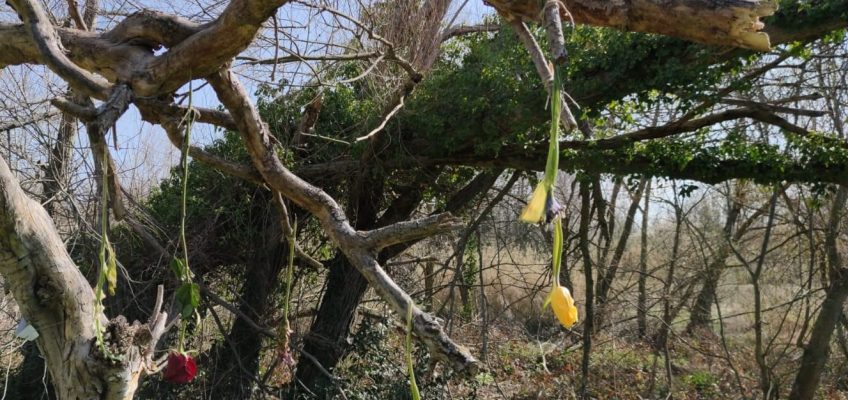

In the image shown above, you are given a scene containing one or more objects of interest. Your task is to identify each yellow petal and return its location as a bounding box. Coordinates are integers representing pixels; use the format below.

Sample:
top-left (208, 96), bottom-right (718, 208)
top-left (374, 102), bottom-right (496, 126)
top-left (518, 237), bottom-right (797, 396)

top-left (520, 183), bottom-right (547, 223)
top-left (550, 285), bottom-right (578, 328)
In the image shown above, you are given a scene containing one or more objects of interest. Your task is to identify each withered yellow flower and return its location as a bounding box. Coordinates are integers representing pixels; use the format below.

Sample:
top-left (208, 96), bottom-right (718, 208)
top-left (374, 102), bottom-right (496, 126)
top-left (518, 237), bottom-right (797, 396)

top-left (520, 183), bottom-right (548, 223)
top-left (550, 285), bottom-right (578, 328)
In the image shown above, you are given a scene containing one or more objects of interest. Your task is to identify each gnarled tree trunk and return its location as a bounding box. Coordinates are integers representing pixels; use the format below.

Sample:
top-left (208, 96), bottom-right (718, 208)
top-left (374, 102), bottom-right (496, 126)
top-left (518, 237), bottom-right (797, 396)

top-left (297, 160), bottom-right (386, 389)
top-left (0, 155), bottom-right (167, 400)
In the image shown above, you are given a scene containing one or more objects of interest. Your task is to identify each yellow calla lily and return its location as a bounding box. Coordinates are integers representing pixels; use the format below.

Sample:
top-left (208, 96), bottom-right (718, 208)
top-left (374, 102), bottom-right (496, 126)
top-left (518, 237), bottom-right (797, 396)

top-left (550, 285), bottom-right (578, 328)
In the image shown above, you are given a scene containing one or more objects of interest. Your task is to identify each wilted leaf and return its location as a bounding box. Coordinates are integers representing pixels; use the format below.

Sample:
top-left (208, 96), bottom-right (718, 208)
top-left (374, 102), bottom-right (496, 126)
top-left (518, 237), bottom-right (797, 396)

top-left (176, 283), bottom-right (200, 319)
top-left (106, 240), bottom-right (117, 296)
top-left (171, 257), bottom-right (186, 279)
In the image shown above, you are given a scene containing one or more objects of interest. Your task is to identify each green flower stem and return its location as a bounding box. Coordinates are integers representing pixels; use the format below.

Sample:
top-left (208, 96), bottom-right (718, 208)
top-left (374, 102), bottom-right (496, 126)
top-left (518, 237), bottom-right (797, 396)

top-left (179, 93), bottom-right (194, 284)
top-left (280, 221), bottom-right (296, 344)
top-left (548, 67), bottom-right (564, 291)
top-left (552, 217), bottom-right (563, 287)
top-left (177, 82), bottom-right (197, 353)
top-left (543, 66), bottom-right (562, 190)
top-left (406, 304), bottom-right (421, 400)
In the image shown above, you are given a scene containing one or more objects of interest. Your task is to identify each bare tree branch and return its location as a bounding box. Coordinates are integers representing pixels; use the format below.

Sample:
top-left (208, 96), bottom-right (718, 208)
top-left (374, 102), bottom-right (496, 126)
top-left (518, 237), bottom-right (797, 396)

top-left (65, 0), bottom-right (88, 30)
top-left (441, 23), bottom-right (500, 42)
top-left (719, 98), bottom-right (828, 117)
top-left (507, 18), bottom-right (577, 131)
top-left (207, 67), bottom-right (479, 374)
top-left (364, 213), bottom-right (464, 250)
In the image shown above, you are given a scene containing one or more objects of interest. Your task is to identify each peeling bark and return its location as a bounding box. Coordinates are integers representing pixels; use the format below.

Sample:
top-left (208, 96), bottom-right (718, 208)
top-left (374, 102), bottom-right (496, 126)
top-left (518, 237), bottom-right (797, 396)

top-left (487, 0), bottom-right (776, 50)
top-left (0, 156), bottom-right (168, 399)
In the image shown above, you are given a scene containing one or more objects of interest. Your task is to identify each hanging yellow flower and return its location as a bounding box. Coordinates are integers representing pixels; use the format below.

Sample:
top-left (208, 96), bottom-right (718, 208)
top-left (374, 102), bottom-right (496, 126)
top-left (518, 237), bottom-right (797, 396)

top-left (549, 285), bottom-right (578, 328)
top-left (519, 65), bottom-right (579, 330)
top-left (520, 183), bottom-right (549, 223)
top-left (520, 64), bottom-right (563, 225)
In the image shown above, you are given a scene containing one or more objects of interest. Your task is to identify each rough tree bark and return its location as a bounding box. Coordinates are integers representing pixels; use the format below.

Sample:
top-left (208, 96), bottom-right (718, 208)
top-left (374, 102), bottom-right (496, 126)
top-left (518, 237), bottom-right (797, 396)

top-left (0, 1), bottom-right (784, 75)
top-left (298, 169), bottom-right (501, 389)
top-left (0, 155), bottom-right (168, 400)
top-left (486, 0), bottom-right (776, 50)
top-left (297, 163), bottom-right (385, 389)
top-left (5, 0), bottom-right (482, 388)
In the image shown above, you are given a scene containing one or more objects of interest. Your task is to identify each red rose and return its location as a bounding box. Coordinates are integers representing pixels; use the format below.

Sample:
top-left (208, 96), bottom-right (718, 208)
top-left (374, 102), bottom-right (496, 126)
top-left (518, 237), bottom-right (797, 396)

top-left (163, 351), bottom-right (197, 383)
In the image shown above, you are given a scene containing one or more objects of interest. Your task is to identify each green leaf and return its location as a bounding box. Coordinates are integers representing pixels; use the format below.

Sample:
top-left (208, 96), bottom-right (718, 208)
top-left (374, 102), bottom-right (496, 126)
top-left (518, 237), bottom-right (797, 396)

top-left (171, 257), bottom-right (186, 279)
top-left (176, 283), bottom-right (200, 319)
top-left (475, 372), bottom-right (495, 385)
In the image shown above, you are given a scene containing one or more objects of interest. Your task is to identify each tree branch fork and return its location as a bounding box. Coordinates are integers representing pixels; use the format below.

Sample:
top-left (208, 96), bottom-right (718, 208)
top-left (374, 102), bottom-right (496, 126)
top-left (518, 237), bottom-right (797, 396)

top-left (2, 0), bottom-right (482, 383)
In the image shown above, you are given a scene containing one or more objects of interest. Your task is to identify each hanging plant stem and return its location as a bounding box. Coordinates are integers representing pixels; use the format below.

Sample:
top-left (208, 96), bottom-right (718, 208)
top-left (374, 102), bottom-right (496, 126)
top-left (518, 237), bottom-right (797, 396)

top-left (406, 304), bottom-right (421, 400)
top-left (94, 131), bottom-right (120, 361)
top-left (174, 82), bottom-right (200, 353)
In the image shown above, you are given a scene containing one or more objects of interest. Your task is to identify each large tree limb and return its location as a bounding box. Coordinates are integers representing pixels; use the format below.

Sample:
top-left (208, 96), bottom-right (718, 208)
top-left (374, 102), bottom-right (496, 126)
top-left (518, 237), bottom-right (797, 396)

top-left (8, 0), bottom-right (110, 97)
top-left (438, 146), bottom-right (848, 187)
top-left (487, 0), bottom-right (778, 51)
top-left (364, 213), bottom-right (464, 250)
top-left (207, 67), bottom-right (479, 374)
top-left (559, 107), bottom-right (814, 149)
top-left (129, 0), bottom-right (289, 95)
top-left (0, 0), bottom-right (844, 101)
top-left (0, 154), bottom-right (99, 397)
top-left (2, 0), bottom-right (287, 97)
top-left (101, 10), bottom-right (201, 48)
top-left (441, 23), bottom-right (501, 42)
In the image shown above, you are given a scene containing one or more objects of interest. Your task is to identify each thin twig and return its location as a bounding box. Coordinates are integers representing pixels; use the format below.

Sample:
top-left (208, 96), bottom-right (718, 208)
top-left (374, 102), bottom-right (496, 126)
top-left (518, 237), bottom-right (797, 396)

top-left (355, 95), bottom-right (404, 142)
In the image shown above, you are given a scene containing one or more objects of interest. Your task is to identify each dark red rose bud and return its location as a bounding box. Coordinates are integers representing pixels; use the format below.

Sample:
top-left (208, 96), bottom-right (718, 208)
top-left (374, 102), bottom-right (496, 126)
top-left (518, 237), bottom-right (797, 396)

top-left (163, 351), bottom-right (197, 383)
